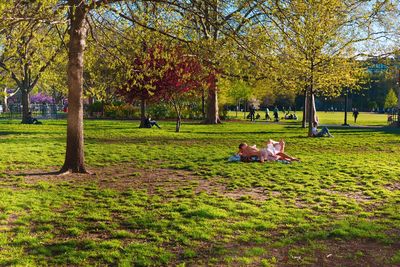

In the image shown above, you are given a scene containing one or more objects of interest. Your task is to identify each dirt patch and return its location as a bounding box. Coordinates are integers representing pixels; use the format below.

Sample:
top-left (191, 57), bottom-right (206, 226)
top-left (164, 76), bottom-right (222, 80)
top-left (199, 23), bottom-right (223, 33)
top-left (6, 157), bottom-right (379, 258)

top-left (191, 239), bottom-right (400, 266)
top-left (309, 239), bottom-right (400, 267)
top-left (0, 213), bottom-right (19, 233)
top-left (12, 164), bottom-right (271, 201)
top-left (322, 189), bottom-right (374, 203)
top-left (19, 165), bottom-right (205, 194)
top-left (384, 182), bottom-right (400, 191)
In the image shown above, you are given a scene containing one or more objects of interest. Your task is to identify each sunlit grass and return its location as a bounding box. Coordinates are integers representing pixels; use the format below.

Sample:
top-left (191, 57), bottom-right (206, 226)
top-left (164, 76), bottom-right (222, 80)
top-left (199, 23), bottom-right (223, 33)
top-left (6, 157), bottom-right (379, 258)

top-left (0, 115), bottom-right (398, 265)
top-left (227, 110), bottom-right (388, 126)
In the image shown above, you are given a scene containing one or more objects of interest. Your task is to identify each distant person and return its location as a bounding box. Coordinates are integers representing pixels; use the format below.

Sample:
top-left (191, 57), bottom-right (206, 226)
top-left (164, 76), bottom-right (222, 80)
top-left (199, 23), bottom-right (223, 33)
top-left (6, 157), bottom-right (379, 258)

top-left (352, 108), bottom-right (359, 123)
top-left (25, 112), bottom-right (42, 124)
top-left (145, 116), bottom-right (161, 129)
top-left (273, 106), bottom-right (279, 122)
top-left (249, 104), bottom-right (256, 121)
top-left (265, 107), bottom-right (271, 120)
top-left (255, 113), bottom-right (260, 120)
top-left (311, 123), bottom-right (333, 137)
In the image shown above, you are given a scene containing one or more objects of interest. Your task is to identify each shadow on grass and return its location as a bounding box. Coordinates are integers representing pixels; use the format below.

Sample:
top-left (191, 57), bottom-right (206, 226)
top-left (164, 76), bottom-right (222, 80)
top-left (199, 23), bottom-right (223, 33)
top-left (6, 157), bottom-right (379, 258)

top-left (195, 130), bottom-right (278, 135)
top-left (16, 170), bottom-right (62, 176)
top-left (0, 131), bottom-right (58, 136)
top-left (325, 126), bottom-right (400, 135)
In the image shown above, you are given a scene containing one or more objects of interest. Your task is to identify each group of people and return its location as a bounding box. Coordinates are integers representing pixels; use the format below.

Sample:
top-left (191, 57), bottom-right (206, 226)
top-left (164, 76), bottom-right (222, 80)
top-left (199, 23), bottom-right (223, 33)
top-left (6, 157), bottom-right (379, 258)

top-left (266, 106), bottom-right (280, 122)
top-left (265, 106), bottom-right (297, 122)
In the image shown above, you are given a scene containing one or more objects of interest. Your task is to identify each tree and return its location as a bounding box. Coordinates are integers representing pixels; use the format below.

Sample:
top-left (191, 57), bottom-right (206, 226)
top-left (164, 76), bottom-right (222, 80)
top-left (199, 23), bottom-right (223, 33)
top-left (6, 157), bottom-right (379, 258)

top-left (116, 45), bottom-right (165, 127)
top-left (3, 0), bottom-right (185, 173)
top-left (118, 45), bottom-right (205, 132)
top-left (114, 0), bottom-right (263, 124)
top-left (255, 0), bottom-right (386, 135)
top-left (0, 1), bottom-right (66, 123)
top-left (226, 79), bottom-right (252, 117)
top-left (55, 0), bottom-right (131, 173)
top-left (384, 89), bottom-right (398, 110)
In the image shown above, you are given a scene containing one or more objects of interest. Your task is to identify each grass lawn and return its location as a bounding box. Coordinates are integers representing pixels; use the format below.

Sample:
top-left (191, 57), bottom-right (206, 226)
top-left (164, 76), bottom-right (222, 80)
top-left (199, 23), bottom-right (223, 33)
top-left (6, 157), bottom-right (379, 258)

top-left (0, 113), bottom-right (399, 266)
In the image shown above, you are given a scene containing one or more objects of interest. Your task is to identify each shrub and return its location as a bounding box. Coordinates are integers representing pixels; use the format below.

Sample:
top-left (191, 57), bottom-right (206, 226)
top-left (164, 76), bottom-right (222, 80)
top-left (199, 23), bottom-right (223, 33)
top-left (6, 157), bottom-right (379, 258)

top-left (104, 104), bottom-right (139, 119)
top-left (87, 102), bottom-right (103, 113)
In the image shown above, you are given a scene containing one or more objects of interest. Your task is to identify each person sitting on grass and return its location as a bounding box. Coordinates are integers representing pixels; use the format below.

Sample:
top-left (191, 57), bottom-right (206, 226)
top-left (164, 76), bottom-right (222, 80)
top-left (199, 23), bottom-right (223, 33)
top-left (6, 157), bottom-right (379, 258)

top-left (144, 116), bottom-right (161, 129)
top-left (311, 123), bottom-right (333, 137)
top-left (26, 112), bottom-right (42, 125)
top-left (238, 139), bottom-right (299, 163)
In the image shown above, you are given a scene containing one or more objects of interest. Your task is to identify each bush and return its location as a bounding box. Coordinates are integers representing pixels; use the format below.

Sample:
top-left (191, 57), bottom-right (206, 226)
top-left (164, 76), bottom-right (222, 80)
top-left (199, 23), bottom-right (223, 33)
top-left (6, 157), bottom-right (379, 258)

top-left (104, 104), bottom-right (139, 119)
top-left (87, 102), bottom-right (103, 113)
top-left (148, 103), bottom-right (170, 119)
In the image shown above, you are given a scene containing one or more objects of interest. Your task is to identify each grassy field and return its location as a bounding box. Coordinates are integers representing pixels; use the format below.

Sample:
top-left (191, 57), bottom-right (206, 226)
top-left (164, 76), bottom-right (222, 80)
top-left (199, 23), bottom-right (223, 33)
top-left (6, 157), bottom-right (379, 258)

top-left (228, 111), bottom-right (389, 126)
top-left (0, 113), bottom-right (399, 266)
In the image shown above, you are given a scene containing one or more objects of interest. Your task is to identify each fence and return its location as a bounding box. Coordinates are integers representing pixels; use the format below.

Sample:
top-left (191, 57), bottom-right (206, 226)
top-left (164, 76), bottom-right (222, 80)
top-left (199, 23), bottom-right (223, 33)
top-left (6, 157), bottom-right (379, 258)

top-left (0, 104), bottom-right (67, 120)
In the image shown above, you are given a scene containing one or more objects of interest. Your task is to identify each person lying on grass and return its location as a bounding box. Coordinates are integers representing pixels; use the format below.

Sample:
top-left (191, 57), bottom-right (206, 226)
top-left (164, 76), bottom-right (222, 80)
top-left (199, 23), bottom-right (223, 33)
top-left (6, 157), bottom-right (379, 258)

top-left (237, 139), bottom-right (299, 163)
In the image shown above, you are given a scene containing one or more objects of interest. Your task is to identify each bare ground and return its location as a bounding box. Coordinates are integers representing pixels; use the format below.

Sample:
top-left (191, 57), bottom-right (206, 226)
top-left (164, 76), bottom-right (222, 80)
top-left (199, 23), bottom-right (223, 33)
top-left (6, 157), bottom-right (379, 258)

top-left (18, 163), bottom-right (272, 201)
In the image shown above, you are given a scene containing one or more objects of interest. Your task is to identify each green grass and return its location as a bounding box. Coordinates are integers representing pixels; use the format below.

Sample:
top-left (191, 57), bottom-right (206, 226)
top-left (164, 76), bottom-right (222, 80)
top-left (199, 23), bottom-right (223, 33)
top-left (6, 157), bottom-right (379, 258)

top-left (0, 114), bottom-right (399, 266)
top-left (228, 110), bottom-right (388, 125)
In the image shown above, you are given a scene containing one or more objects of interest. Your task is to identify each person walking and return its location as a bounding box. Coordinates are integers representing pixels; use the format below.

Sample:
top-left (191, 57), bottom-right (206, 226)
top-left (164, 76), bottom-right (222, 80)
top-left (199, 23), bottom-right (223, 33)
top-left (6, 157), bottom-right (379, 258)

top-left (352, 108), bottom-right (359, 123)
top-left (249, 104), bottom-right (256, 121)
top-left (273, 106), bottom-right (279, 122)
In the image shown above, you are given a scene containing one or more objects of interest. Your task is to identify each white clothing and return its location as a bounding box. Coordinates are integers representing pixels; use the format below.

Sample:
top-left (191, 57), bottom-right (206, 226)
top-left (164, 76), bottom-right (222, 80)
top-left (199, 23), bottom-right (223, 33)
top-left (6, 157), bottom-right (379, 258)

top-left (311, 127), bottom-right (318, 136)
top-left (260, 142), bottom-right (282, 161)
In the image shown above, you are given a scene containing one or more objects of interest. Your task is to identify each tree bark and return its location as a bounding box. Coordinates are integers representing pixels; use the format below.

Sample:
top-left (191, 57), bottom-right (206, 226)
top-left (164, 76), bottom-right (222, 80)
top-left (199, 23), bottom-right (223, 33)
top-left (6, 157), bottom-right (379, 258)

top-left (397, 69), bottom-right (400, 127)
top-left (60, 3), bottom-right (88, 173)
top-left (201, 88), bottom-right (206, 120)
top-left (176, 114), bottom-right (181, 132)
top-left (3, 96), bottom-right (8, 113)
top-left (20, 88), bottom-right (30, 123)
top-left (3, 88), bottom-right (9, 113)
top-left (307, 93), bottom-right (318, 136)
top-left (302, 90), bottom-right (307, 128)
top-left (139, 98), bottom-right (147, 128)
top-left (204, 88), bottom-right (221, 124)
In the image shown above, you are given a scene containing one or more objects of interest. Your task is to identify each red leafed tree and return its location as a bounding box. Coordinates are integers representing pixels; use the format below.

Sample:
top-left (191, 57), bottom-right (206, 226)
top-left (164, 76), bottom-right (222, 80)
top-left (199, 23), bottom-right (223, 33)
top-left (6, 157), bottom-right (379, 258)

top-left (116, 46), bottom-right (166, 128)
top-left (118, 45), bottom-right (205, 132)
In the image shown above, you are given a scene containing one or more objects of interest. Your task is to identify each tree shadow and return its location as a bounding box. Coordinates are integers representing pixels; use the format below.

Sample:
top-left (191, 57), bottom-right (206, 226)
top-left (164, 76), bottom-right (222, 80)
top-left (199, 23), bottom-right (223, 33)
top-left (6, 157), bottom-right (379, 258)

top-left (0, 131), bottom-right (53, 136)
top-left (16, 170), bottom-right (62, 177)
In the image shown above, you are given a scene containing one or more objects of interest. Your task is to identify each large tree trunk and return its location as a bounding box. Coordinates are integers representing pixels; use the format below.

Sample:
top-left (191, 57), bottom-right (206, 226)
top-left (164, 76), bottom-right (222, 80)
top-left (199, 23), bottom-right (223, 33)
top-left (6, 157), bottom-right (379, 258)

top-left (21, 88), bottom-right (30, 123)
top-left (397, 69), bottom-right (400, 127)
top-left (204, 88), bottom-right (221, 124)
top-left (307, 92), bottom-right (317, 136)
top-left (3, 96), bottom-right (8, 113)
top-left (302, 90), bottom-right (307, 128)
top-left (308, 63), bottom-right (317, 136)
top-left (201, 88), bottom-right (206, 120)
top-left (60, 3), bottom-right (88, 173)
top-left (3, 88), bottom-right (8, 113)
top-left (3, 89), bottom-right (9, 113)
top-left (139, 98), bottom-right (147, 128)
